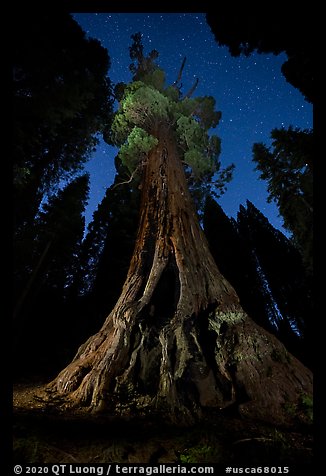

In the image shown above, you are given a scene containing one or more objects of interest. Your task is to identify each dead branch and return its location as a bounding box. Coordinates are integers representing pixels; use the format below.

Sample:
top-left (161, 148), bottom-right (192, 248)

top-left (172, 56), bottom-right (186, 89)
top-left (112, 160), bottom-right (147, 189)
top-left (183, 78), bottom-right (199, 99)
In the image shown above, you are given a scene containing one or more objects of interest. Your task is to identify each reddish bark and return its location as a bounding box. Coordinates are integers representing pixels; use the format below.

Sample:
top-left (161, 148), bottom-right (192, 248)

top-left (46, 124), bottom-right (312, 425)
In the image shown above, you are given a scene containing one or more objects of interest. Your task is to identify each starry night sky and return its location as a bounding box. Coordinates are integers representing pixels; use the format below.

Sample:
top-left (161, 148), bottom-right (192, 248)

top-left (72, 12), bottom-right (312, 236)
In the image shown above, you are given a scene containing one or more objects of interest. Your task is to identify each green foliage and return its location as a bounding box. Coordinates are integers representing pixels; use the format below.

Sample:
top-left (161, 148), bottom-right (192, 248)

top-left (283, 401), bottom-right (297, 417)
top-left (176, 115), bottom-right (205, 149)
top-left (111, 78), bottom-right (225, 187)
top-left (119, 127), bottom-right (158, 173)
top-left (107, 81), bottom-right (170, 149)
top-left (283, 393), bottom-right (313, 423)
top-left (299, 393), bottom-right (313, 422)
top-left (174, 97), bottom-right (196, 117)
top-left (184, 149), bottom-right (212, 178)
top-left (121, 83), bottom-right (170, 126)
top-left (104, 32), bottom-right (234, 201)
top-left (108, 112), bottom-right (132, 145)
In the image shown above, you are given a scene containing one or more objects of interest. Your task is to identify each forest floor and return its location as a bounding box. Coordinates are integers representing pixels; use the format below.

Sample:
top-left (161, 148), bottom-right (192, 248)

top-left (13, 378), bottom-right (314, 471)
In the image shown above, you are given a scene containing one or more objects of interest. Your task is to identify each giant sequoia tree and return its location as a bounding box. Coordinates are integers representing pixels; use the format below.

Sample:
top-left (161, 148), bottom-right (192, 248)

top-left (46, 35), bottom-right (312, 425)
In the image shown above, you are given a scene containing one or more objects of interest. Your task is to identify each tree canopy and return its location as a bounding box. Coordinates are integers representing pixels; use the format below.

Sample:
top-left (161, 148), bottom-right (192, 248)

top-left (104, 32), bottom-right (234, 202)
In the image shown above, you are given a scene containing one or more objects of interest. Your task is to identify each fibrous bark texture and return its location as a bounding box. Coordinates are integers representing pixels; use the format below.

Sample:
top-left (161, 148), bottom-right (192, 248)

top-left (47, 125), bottom-right (312, 425)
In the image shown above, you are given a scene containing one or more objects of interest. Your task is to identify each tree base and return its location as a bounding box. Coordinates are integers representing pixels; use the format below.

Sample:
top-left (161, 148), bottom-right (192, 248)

top-left (46, 309), bottom-right (312, 428)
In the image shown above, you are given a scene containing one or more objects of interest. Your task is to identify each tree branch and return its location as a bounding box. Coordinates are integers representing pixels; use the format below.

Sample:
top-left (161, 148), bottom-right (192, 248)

top-left (172, 56), bottom-right (186, 89)
top-left (112, 160), bottom-right (147, 189)
top-left (183, 78), bottom-right (199, 99)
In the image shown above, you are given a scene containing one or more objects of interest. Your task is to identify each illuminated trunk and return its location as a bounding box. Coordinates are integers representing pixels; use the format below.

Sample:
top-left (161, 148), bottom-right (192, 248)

top-left (47, 124), bottom-right (312, 425)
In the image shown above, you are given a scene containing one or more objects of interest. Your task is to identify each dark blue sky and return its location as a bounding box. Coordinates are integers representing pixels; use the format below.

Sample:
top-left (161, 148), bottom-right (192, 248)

top-left (72, 12), bottom-right (312, 236)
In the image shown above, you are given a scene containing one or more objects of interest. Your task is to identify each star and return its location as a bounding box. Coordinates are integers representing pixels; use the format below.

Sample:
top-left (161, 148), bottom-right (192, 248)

top-left (72, 12), bottom-right (312, 236)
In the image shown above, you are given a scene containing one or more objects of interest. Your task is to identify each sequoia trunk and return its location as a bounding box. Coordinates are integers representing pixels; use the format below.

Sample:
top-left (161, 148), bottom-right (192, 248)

top-left (47, 124), bottom-right (312, 425)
